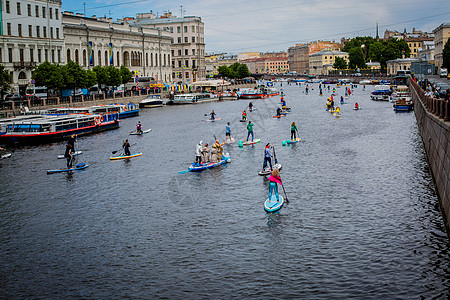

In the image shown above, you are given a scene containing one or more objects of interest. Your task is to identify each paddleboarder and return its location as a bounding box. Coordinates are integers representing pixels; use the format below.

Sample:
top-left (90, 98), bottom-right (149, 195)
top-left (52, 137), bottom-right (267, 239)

top-left (268, 169), bottom-right (282, 202)
top-left (249, 102), bottom-right (253, 111)
top-left (355, 102), bottom-right (359, 109)
top-left (210, 110), bottom-right (216, 121)
top-left (212, 139), bottom-right (225, 160)
top-left (64, 143), bottom-right (73, 169)
top-left (291, 122), bottom-right (298, 140)
top-left (263, 143), bottom-right (273, 171)
top-left (225, 122), bottom-right (232, 142)
top-left (242, 110), bottom-right (247, 121)
top-left (276, 107), bottom-right (282, 116)
top-left (195, 140), bottom-right (203, 166)
top-left (67, 134), bottom-right (76, 154)
top-left (136, 121), bottom-right (143, 133)
top-left (340, 96), bottom-right (344, 104)
top-left (123, 139), bottom-right (131, 156)
top-left (246, 121), bottom-right (254, 142)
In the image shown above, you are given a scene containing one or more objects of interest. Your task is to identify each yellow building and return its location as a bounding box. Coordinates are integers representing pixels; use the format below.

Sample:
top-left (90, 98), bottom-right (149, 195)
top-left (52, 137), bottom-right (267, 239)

top-left (386, 58), bottom-right (420, 75)
top-left (309, 49), bottom-right (348, 75)
top-left (406, 37), bottom-right (434, 58)
top-left (309, 41), bottom-right (341, 55)
top-left (433, 22), bottom-right (450, 70)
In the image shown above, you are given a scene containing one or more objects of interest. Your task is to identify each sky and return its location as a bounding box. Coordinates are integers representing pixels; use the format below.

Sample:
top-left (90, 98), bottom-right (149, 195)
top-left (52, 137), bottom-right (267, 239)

top-left (62, 0), bottom-right (450, 54)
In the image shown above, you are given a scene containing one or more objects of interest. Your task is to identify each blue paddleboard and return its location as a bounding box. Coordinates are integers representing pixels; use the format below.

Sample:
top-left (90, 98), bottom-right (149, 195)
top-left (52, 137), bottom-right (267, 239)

top-left (264, 195), bottom-right (284, 212)
top-left (47, 163), bottom-right (89, 174)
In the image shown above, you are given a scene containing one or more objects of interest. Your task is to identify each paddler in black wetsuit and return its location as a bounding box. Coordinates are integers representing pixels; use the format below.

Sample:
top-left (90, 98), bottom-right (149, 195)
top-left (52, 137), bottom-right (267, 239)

top-left (64, 143), bottom-right (73, 169)
top-left (123, 139), bottom-right (131, 156)
top-left (276, 107), bottom-right (282, 116)
top-left (67, 134), bottom-right (76, 154)
top-left (210, 110), bottom-right (216, 121)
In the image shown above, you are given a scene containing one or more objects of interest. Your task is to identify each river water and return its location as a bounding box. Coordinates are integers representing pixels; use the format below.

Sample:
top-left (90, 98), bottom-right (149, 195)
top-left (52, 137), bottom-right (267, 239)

top-left (1, 83), bottom-right (449, 298)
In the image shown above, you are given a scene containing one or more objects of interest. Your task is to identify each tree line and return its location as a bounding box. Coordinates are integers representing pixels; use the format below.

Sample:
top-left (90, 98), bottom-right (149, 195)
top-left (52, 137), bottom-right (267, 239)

top-left (217, 63), bottom-right (250, 79)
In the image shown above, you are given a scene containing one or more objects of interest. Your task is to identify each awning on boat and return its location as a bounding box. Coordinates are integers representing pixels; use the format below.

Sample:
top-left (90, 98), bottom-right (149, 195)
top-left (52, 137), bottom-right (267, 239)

top-left (191, 80), bottom-right (231, 87)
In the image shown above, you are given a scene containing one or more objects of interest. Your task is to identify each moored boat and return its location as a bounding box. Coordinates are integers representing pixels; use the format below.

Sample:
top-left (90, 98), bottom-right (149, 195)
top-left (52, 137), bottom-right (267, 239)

top-left (370, 85), bottom-right (392, 101)
top-left (139, 95), bottom-right (163, 108)
top-left (238, 89), bottom-right (266, 99)
top-left (44, 103), bottom-right (139, 119)
top-left (0, 113), bottom-right (119, 144)
top-left (393, 97), bottom-right (414, 112)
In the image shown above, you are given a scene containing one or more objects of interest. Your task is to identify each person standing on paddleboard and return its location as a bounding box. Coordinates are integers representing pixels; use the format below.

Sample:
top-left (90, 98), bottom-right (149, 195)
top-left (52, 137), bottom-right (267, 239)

top-left (210, 110), bottom-right (216, 121)
top-left (263, 143), bottom-right (273, 171)
top-left (355, 102), bottom-right (359, 109)
top-left (64, 143), bottom-right (73, 169)
top-left (123, 139), bottom-right (131, 156)
top-left (291, 122), bottom-right (298, 140)
top-left (249, 102), bottom-right (253, 111)
top-left (195, 141), bottom-right (203, 166)
top-left (68, 134), bottom-right (76, 154)
top-left (268, 169), bottom-right (282, 202)
top-left (136, 121), bottom-right (143, 133)
top-left (242, 110), bottom-right (247, 121)
top-left (246, 121), bottom-right (254, 142)
top-left (225, 122), bottom-right (232, 143)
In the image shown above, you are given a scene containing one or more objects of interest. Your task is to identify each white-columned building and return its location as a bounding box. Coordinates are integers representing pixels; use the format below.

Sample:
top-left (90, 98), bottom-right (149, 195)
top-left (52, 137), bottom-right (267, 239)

top-left (0, 0), bottom-right (64, 94)
top-left (63, 12), bottom-right (173, 83)
top-left (127, 11), bottom-right (206, 83)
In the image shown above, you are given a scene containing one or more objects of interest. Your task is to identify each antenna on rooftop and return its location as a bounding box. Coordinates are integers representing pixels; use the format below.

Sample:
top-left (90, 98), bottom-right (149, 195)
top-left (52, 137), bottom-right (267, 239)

top-left (180, 5), bottom-right (186, 18)
top-left (83, 2), bottom-right (86, 16)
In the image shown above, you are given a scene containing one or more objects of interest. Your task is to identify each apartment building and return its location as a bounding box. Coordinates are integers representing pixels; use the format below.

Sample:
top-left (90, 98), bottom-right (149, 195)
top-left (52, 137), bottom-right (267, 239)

top-left (0, 0), bottom-right (64, 94)
top-left (433, 22), bottom-right (450, 70)
top-left (309, 49), bottom-right (348, 75)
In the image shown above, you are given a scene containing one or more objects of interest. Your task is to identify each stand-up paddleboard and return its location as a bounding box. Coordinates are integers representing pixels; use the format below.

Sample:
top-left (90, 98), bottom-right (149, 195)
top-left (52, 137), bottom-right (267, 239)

top-left (1, 153), bottom-right (12, 159)
top-left (110, 152), bottom-right (142, 160)
top-left (264, 194), bottom-right (285, 212)
top-left (353, 107), bottom-right (360, 110)
top-left (225, 138), bottom-right (236, 144)
top-left (240, 119), bottom-right (248, 122)
top-left (249, 108), bottom-right (256, 111)
top-left (273, 115), bottom-right (284, 118)
top-left (204, 118), bottom-right (223, 122)
top-left (334, 112), bottom-right (341, 117)
top-left (287, 137), bottom-right (301, 144)
top-left (242, 139), bottom-right (261, 146)
top-left (258, 163), bottom-right (282, 176)
top-left (130, 129), bottom-right (152, 135)
top-left (47, 163), bottom-right (89, 174)
top-left (57, 151), bottom-right (82, 159)
top-left (339, 102), bottom-right (348, 104)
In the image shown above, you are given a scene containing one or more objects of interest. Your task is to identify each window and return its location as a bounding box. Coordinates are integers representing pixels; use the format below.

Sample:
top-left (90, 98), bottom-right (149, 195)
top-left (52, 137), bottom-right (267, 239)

top-left (51, 50), bottom-right (54, 63)
top-left (58, 50), bottom-right (61, 63)
top-left (104, 50), bottom-right (107, 65)
top-left (30, 49), bottom-right (34, 62)
top-left (75, 49), bottom-right (79, 63)
top-left (8, 48), bottom-right (13, 63)
top-left (18, 24), bottom-right (22, 37)
top-left (55, 9), bottom-right (59, 19)
top-left (67, 49), bottom-right (70, 61)
top-left (17, 2), bottom-right (21, 15)
top-left (192, 26), bottom-right (195, 32)
top-left (185, 72), bottom-right (189, 78)
top-left (184, 26), bottom-right (187, 33)
top-left (27, 4), bottom-right (31, 16)
top-left (83, 50), bottom-right (87, 66)
top-left (185, 49), bottom-right (188, 55)
top-left (35, 6), bottom-right (39, 17)
top-left (42, 7), bottom-right (46, 18)
top-left (28, 25), bottom-right (32, 37)
top-left (192, 37), bottom-right (195, 43)
top-left (6, 1), bottom-right (10, 13)
top-left (50, 27), bottom-right (53, 38)
top-left (116, 51), bottom-right (120, 66)
top-left (56, 28), bottom-right (59, 39)
top-left (98, 50), bottom-right (101, 66)
top-left (155, 53), bottom-right (158, 66)
top-left (49, 8), bottom-right (52, 19)
top-left (38, 49), bottom-right (42, 62)
top-left (177, 37), bottom-right (181, 43)
top-left (178, 49), bottom-right (181, 56)
top-left (185, 60), bottom-right (189, 67)
top-left (178, 60), bottom-right (181, 68)
top-left (7, 23), bottom-right (11, 35)
top-left (43, 26), bottom-right (47, 38)
top-left (170, 27), bottom-right (173, 33)
top-left (177, 26), bottom-right (180, 33)
top-left (44, 49), bottom-right (48, 61)
top-left (184, 37), bottom-right (188, 43)
top-left (36, 26), bottom-right (40, 37)
top-left (192, 49), bottom-right (195, 55)
top-left (192, 60), bottom-right (196, 68)
top-left (146, 53), bottom-right (148, 66)
top-left (171, 50), bottom-right (174, 56)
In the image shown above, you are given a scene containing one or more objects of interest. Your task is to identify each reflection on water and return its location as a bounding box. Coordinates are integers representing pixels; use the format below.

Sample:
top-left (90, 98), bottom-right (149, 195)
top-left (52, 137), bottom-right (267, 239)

top-left (1, 83), bottom-right (449, 298)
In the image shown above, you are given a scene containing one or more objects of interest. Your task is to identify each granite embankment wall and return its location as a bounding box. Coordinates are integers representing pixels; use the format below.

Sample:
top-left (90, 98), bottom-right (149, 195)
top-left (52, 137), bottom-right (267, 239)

top-left (409, 78), bottom-right (450, 232)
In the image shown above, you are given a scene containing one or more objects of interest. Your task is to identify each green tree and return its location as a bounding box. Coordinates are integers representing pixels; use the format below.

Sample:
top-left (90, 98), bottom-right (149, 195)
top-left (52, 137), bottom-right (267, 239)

top-left (237, 64), bottom-right (250, 78)
top-left (106, 65), bottom-right (121, 88)
top-left (32, 62), bottom-right (64, 96)
top-left (62, 60), bottom-right (87, 92)
top-left (0, 64), bottom-right (11, 99)
top-left (348, 47), bottom-right (366, 69)
top-left (93, 66), bottom-right (108, 89)
top-left (218, 65), bottom-right (232, 78)
top-left (333, 57), bottom-right (347, 69)
top-left (119, 65), bottom-right (132, 85)
top-left (85, 70), bottom-right (97, 88)
top-left (442, 37), bottom-right (450, 71)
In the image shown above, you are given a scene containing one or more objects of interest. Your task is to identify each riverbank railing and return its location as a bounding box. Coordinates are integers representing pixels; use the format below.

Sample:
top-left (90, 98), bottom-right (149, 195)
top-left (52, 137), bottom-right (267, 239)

top-left (409, 77), bottom-right (450, 122)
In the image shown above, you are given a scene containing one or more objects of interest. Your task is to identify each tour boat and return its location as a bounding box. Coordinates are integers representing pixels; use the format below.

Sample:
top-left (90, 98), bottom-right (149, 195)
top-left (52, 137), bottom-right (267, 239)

top-left (139, 95), bottom-right (163, 108)
top-left (167, 93), bottom-right (214, 105)
top-left (393, 97), bottom-right (414, 112)
top-left (370, 85), bottom-right (392, 101)
top-left (44, 103), bottom-right (139, 119)
top-left (0, 113), bottom-right (119, 144)
top-left (238, 89), bottom-right (266, 99)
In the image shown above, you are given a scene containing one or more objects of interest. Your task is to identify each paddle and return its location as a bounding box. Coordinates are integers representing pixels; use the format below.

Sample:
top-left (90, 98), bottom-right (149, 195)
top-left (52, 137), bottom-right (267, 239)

top-left (280, 179), bottom-right (289, 203)
top-left (112, 143), bottom-right (136, 154)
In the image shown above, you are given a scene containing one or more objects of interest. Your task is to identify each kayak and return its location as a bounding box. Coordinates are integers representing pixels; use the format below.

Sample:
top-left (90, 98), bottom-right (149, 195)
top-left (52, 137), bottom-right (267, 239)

top-left (1, 153), bottom-right (12, 159)
top-left (287, 137), bottom-right (301, 144)
top-left (110, 152), bottom-right (142, 160)
top-left (205, 118), bottom-right (222, 122)
top-left (264, 195), bottom-right (285, 212)
top-left (130, 129), bottom-right (152, 135)
top-left (188, 155), bottom-right (231, 172)
top-left (47, 163), bottom-right (89, 174)
top-left (57, 151), bottom-right (82, 159)
top-left (258, 163), bottom-right (282, 176)
top-left (243, 139), bottom-right (261, 146)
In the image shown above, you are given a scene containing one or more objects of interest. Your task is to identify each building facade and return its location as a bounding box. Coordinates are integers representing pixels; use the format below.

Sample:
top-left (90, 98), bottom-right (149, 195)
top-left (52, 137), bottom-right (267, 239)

top-left (205, 54), bottom-right (237, 77)
top-left (237, 52), bottom-right (260, 62)
top-left (405, 37), bottom-right (434, 58)
top-left (63, 12), bottom-right (172, 83)
top-left (386, 57), bottom-right (420, 75)
top-left (288, 44), bottom-right (309, 74)
top-left (128, 11), bottom-right (206, 83)
top-left (309, 49), bottom-right (348, 75)
top-left (433, 22), bottom-right (450, 70)
top-left (0, 0), bottom-right (64, 94)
